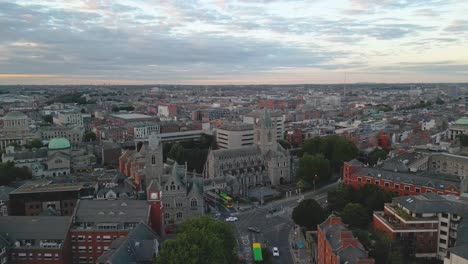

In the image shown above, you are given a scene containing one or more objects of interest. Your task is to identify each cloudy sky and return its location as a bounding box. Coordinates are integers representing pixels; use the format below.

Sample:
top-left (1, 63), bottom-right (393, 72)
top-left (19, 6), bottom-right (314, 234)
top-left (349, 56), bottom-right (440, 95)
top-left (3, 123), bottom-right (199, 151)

top-left (0, 0), bottom-right (468, 85)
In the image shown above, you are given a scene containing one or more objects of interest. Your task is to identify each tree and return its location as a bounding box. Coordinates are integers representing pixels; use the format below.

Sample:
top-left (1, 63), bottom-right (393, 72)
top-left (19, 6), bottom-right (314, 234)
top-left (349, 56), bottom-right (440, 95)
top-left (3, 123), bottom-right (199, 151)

top-left (43, 115), bottom-right (53, 123)
top-left (341, 203), bottom-right (369, 228)
top-left (297, 154), bottom-right (331, 186)
top-left (327, 183), bottom-right (356, 212)
top-left (435, 97), bottom-right (445, 105)
top-left (84, 131), bottom-right (97, 142)
top-left (292, 199), bottom-right (326, 230)
top-left (25, 139), bottom-right (43, 149)
top-left (0, 162), bottom-right (32, 185)
top-left (155, 216), bottom-right (237, 264)
top-left (367, 148), bottom-right (388, 166)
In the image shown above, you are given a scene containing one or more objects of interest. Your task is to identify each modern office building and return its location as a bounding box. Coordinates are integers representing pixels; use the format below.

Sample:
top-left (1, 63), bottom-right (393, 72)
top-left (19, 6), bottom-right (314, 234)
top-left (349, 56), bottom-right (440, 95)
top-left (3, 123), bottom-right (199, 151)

top-left (373, 193), bottom-right (468, 260)
top-left (216, 122), bottom-right (254, 149)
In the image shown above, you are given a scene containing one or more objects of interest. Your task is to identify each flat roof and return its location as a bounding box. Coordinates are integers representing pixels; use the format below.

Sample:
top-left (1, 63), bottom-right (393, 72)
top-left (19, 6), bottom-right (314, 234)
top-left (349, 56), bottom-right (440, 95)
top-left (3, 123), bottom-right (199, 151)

top-left (11, 181), bottom-right (92, 195)
top-left (73, 200), bottom-right (150, 224)
top-left (0, 216), bottom-right (71, 242)
top-left (111, 113), bottom-right (153, 120)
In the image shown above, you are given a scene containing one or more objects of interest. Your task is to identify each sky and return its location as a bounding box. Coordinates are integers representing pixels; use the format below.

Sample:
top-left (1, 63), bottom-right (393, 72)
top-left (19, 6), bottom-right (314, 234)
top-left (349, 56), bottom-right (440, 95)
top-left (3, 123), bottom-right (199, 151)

top-left (0, 0), bottom-right (468, 85)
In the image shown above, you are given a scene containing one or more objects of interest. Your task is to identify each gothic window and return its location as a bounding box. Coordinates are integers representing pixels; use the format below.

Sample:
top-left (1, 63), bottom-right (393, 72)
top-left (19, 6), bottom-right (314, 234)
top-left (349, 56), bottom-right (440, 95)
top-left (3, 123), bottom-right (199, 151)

top-left (164, 213), bottom-right (170, 219)
top-left (55, 159), bottom-right (62, 164)
top-left (165, 186), bottom-right (169, 191)
top-left (170, 182), bottom-right (176, 191)
top-left (191, 198), bottom-right (198, 207)
top-left (268, 131), bottom-right (272, 142)
top-left (151, 155), bottom-right (156, 165)
top-left (164, 203), bottom-right (171, 208)
top-left (177, 185), bottom-right (180, 190)
top-left (176, 212), bottom-right (183, 219)
top-left (176, 201), bottom-right (183, 207)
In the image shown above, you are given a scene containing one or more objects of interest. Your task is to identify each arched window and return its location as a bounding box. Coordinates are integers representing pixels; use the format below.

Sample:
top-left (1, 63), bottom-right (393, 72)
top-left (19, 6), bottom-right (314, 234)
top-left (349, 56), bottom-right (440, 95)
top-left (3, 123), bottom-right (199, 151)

top-left (170, 182), bottom-right (176, 191)
top-left (176, 212), bottom-right (183, 219)
top-left (164, 213), bottom-right (170, 219)
top-left (165, 186), bottom-right (169, 191)
top-left (151, 155), bottom-right (156, 165)
top-left (190, 198), bottom-right (198, 208)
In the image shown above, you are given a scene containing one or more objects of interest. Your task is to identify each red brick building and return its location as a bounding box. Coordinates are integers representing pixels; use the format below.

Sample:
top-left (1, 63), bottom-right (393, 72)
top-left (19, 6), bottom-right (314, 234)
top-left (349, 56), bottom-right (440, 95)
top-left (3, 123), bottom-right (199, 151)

top-left (317, 215), bottom-right (374, 264)
top-left (373, 193), bottom-right (468, 260)
top-left (343, 160), bottom-right (461, 196)
top-left (70, 200), bottom-right (151, 264)
top-left (0, 216), bottom-right (73, 264)
top-left (286, 128), bottom-right (303, 146)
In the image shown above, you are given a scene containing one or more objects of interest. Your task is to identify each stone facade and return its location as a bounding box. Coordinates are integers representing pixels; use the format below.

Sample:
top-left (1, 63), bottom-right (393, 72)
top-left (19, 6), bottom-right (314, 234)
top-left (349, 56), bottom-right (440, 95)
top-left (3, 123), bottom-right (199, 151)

top-left (204, 109), bottom-right (291, 196)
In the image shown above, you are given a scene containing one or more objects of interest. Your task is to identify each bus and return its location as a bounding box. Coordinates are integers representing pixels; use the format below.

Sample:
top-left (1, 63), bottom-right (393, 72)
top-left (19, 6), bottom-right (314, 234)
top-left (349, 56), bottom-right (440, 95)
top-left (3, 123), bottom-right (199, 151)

top-left (219, 193), bottom-right (234, 208)
top-left (252, 243), bottom-right (263, 262)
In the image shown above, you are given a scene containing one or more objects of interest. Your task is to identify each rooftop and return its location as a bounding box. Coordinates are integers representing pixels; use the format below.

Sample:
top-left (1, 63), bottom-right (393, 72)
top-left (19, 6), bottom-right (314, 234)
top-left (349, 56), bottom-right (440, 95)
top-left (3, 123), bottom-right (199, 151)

top-left (0, 216), bottom-right (71, 244)
top-left (48, 137), bottom-right (71, 150)
top-left (73, 200), bottom-right (150, 224)
top-left (455, 117), bottom-right (468, 126)
top-left (111, 113), bottom-right (153, 120)
top-left (218, 122), bottom-right (253, 131)
top-left (10, 181), bottom-right (92, 195)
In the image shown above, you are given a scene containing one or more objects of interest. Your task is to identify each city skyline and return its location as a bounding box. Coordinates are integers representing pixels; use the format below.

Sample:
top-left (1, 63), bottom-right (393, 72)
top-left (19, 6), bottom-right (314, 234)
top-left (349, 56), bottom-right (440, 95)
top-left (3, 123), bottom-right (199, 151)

top-left (1, 0), bottom-right (468, 85)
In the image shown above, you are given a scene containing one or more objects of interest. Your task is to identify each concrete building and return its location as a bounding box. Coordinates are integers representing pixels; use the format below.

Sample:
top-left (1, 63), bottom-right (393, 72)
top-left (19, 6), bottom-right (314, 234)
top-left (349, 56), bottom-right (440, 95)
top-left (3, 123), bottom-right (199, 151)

top-left (157, 104), bottom-right (177, 117)
top-left (128, 122), bottom-right (160, 140)
top-left (373, 193), bottom-right (468, 260)
top-left (70, 200), bottom-right (151, 264)
top-left (216, 122), bottom-right (254, 149)
top-left (317, 215), bottom-right (374, 264)
top-left (0, 216), bottom-right (73, 264)
top-left (1, 111), bottom-right (30, 133)
top-left (41, 125), bottom-right (84, 145)
top-left (56, 111), bottom-right (83, 127)
top-left (444, 246), bottom-right (468, 264)
top-left (243, 110), bottom-right (285, 141)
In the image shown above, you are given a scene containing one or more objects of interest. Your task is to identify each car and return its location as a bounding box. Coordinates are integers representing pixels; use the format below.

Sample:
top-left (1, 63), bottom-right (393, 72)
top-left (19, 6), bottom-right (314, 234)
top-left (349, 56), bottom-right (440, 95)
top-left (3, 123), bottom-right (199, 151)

top-left (297, 197), bottom-right (304, 203)
top-left (268, 208), bottom-right (278, 214)
top-left (225, 216), bottom-right (238, 222)
top-left (248, 227), bottom-right (261, 233)
top-left (272, 247), bottom-right (280, 257)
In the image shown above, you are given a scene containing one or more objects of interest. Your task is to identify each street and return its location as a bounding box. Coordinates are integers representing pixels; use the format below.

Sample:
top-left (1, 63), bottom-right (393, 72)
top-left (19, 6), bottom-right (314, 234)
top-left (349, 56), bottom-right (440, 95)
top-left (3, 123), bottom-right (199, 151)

top-left (227, 181), bottom-right (338, 263)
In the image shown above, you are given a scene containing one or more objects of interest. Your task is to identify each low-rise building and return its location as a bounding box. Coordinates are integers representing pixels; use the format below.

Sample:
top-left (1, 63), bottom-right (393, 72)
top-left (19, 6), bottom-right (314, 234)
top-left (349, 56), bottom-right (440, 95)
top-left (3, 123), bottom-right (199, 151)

top-left (0, 216), bottom-right (73, 264)
top-left (317, 215), bottom-right (374, 264)
top-left (70, 200), bottom-right (151, 264)
top-left (55, 111), bottom-right (83, 127)
top-left (373, 193), bottom-right (468, 260)
top-left (41, 126), bottom-right (84, 145)
top-left (448, 117), bottom-right (468, 141)
top-left (96, 223), bottom-right (160, 264)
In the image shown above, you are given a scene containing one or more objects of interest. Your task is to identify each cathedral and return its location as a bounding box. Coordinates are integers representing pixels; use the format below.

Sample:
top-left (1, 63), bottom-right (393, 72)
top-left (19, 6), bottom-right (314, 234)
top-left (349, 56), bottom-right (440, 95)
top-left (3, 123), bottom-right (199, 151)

top-left (119, 133), bottom-right (204, 234)
top-left (204, 109), bottom-right (291, 196)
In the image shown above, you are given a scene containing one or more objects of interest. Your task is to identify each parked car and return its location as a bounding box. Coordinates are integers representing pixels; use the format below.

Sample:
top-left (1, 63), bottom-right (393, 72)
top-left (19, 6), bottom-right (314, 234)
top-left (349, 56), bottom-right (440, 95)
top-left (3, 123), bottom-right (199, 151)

top-left (272, 247), bottom-right (280, 257)
top-left (248, 227), bottom-right (261, 233)
top-left (225, 216), bottom-right (238, 222)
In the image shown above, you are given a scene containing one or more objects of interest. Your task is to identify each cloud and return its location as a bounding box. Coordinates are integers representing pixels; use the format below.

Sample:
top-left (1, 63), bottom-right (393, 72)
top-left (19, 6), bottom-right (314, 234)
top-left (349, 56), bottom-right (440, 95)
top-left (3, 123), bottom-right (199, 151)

top-left (445, 20), bottom-right (468, 32)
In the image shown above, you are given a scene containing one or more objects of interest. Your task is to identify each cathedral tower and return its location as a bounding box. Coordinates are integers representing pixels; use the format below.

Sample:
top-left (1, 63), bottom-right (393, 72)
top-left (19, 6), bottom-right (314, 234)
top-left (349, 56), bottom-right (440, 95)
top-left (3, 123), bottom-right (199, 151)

top-left (254, 108), bottom-right (277, 154)
top-left (145, 133), bottom-right (164, 187)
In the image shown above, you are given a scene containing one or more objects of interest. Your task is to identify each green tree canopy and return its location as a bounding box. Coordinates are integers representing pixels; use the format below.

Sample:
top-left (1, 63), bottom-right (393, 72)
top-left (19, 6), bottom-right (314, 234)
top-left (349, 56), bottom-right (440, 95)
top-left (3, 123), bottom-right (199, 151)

top-left (341, 203), bottom-right (369, 229)
top-left (292, 198), bottom-right (326, 230)
top-left (297, 153), bottom-right (331, 185)
top-left (0, 162), bottom-right (32, 185)
top-left (367, 148), bottom-right (388, 166)
top-left (156, 216), bottom-right (237, 264)
top-left (84, 131), bottom-right (97, 142)
top-left (25, 139), bottom-right (43, 149)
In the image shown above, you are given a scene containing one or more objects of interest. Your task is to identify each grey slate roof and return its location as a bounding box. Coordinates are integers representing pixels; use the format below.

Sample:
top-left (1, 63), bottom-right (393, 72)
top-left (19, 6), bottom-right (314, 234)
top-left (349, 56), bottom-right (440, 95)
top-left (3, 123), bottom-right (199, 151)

top-left (96, 223), bottom-right (159, 264)
top-left (74, 200), bottom-right (150, 224)
top-left (338, 245), bottom-right (368, 264)
top-left (0, 216), bottom-right (71, 246)
top-left (3, 148), bottom-right (48, 160)
top-left (212, 146), bottom-right (260, 160)
top-left (357, 167), bottom-right (461, 190)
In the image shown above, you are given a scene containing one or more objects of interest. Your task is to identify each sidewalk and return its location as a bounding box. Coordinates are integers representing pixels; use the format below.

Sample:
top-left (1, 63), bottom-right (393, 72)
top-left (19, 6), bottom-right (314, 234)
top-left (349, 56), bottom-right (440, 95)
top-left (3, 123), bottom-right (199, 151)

top-left (289, 226), bottom-right (314, 264)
